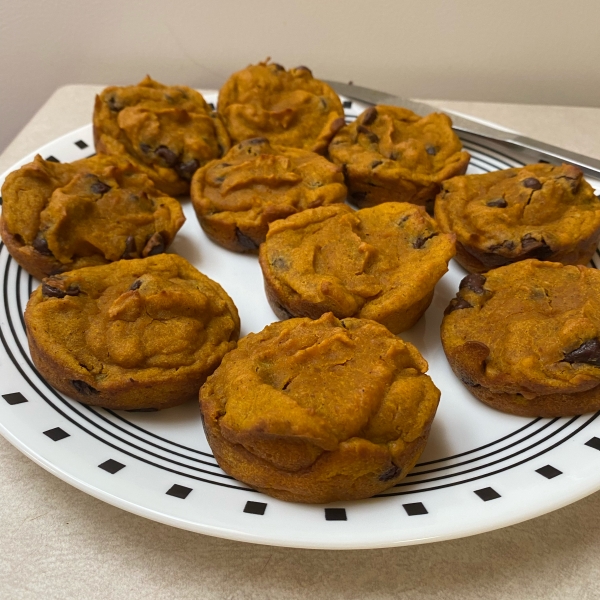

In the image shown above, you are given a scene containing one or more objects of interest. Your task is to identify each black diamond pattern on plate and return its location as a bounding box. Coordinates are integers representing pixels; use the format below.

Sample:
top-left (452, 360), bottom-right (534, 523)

top-left (585, 437), bottom-right (600, 451)
top-left (74, 140), bottom-right (89, 149)
top-left (2, 392), bottom-right (28, 405)
top-left (244, 501), bottom-right (267, 515)
top-left (536, 465), bottom-right (562, 479)
top-left (43, 427), bottom-right (70, 441)
top-left (166, 484), bottom-right (192, 499)
top-left (343, 100), bottom-right (352, 108)
top-left (98, 459), bottom-right (126, 474)
top-left (45, 155), bottom-right (60, 163)
top-left (474, 487), bottom-right (501, 501)
top-left (325, 508), bottom-right (347, 521)
top-left (403, 502), bottom-right (428, 516)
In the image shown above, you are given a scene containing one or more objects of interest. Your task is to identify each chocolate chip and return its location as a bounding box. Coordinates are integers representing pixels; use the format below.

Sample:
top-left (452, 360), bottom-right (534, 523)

top-left (488, 240), bottom-right (516, 252)
top-left (295, 65), bottom-right (312, 75)
top-left (71, 380), bottom-right (99, 396)
top-left (235, 228), bottom-right (259, 251)
top-left (520, 234), bottom-right (553, 259)
top-left (106, 95), bottom-right (123, 112)
top-left (563, 339), bottom-right (600, 366)
top-left (379, 464), bottom-right (402, 482)
top-left (175, 158), bottom-right (199, 181)
top-left (122, 235), bottom-right (137, 259)
top-left (90, 180), bottom-right (112, 195)
top-left (330, 117), bottom-right (346, 135)
top-left (426, 145), bottom-right (437, 156)
top-left (142, 232), bottom-right (165, 257)
top-left (155, 146), bottom-right (178, 167)
top-left (271, 63), bottom-right (285, 71)
top-left (460, 375), bottom-right (481, 388)
top-left (522, 177), bottom-right (542, 190)
top-left (459, 273), bottom-right (487, 294)
top-left (42, 283), bottom-right (80, 298)
top-left (129, 279), bottom-right (143, 291)
top-left (362, 107), bottom-right (378, 126)
top-left (319, 97), bottom-right (328, 110)
top-left (140, 143), bottom-right (152, 154)
top-left (32, 235), bottom-right (52, 256)
top-left (213, 176), bottom-right (225, 184)
top-left (272, 257), bottom-right (288, 270)
top-left (487, 197), bottom-right (508, 208)
top-left (390, 151), bottom-right (400, 161)
top-left (444, 297), bottom-right (473, 315)
top-left (413, 233), bottom-right (438, 249)
top-left (371, 160), bottom-right (383, 169)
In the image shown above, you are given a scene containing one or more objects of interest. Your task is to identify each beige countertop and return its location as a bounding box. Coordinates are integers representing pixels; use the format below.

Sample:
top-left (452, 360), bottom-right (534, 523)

top-left (1, 86), bottom-right (600, 600)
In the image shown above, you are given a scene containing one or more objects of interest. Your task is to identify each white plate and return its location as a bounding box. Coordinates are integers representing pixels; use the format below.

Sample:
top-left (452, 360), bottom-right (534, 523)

top-left (1, 93), bottom-right (600, 550)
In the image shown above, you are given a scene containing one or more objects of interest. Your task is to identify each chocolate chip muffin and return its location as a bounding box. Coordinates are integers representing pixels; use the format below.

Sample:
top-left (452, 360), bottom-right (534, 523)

top-left (0, 154), bottom-right (185, 280)
top-left (441, 260), bottom-right (600, 417)
top-left (94, 76), bottom-right (230, 196)
top-left (434, 164), bottom-right (600, 273)
top-left (190, 137), bottom-right (347, 253)
top-left (259, 202), bottom-right (455, 333)
top-left (25, 254), bottom-right (240, 411)
top-left (328, 105), bottom-right (470, 209)
top-left (200, 313), bottom-right (440, 503)
top-left (217, 60), bottom-right (345, 154)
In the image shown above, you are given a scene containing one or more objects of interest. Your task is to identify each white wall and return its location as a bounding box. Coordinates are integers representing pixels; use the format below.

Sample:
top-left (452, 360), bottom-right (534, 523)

top-left (1, 0), bottom-right (599, 153)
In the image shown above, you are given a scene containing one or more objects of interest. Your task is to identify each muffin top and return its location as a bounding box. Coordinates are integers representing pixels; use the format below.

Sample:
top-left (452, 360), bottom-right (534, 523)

top-left (0, 154), bottom-right (185, 278)
top-left (442, 260), bottom-right (600, 398)
top-left (259, 202), bottom-right (455, 331)
top-left (434, 164), bottom-right (600, 271)
top-left (26, 254), bottom-right (240, 383)
top-left (190, 137), bottom-right (347, 252)
top-left (217, 60), bottom-right (345, 153)
top-left (328, 105), bottom-right (470, 198)
top-left (201, 313), bottom-right (440, 473)
top-left (94, 76), bottom-right (230, 195)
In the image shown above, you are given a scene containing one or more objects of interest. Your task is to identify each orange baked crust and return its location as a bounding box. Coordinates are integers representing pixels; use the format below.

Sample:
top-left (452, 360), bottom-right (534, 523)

top-left (328, 105), bottom-right (470, 208)
top-left (190, 137), bottom-right (347, 252)
top-left (25, 254), bottom-right (240, 410)
top-left (94, 76), bottom-right (230, 196)
top-left (434, 164), bottom-right (600, 273)
top-left (200, 313), bottom-right (440, 503)
top-left (217, 60), bottom-right (345, 154)
top-left (441, 260), bottom-right (600, 417)
top-left (259, 202), bottom-right (455, 333)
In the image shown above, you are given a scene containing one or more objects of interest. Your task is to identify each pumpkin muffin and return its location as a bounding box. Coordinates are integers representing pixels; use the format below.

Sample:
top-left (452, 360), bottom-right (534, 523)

top-left (25, 254), bottom-right (240, 411)
top-left (94, 76), bottom-right (230, 195)
top-left (434, 163), bottom-right (600, 273)
top-left (217, 60), bottom-right (345, 154)
top-left (0, 154), bottom-right (185, 280)
top-left (259, 202), bottom-right (455, 333)
top-left (190, 137), bottom-right (347, 252)
top-left (328, 105), bottom-right (470, 209)
top-left (200, 313), bottom-right (441, 503)
top-left (441, 260), bottom-right (600, 417)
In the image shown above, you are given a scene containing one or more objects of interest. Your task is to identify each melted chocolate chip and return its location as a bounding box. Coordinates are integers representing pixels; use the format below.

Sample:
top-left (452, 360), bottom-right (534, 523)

top-left (143, 232), bottom-right (165, 257)
top-left (271, 63), bottom-right (285, 71)
top-left (319, 97), bottom-right (328, 110)
top-left (444, 297), bottom-right (473, 315)
top-left (425, 145), bottom-right (437, 156)
top-left (371, 160), bottom-right (383, 169)
top-left (106, 95), bottom-right (123, 112)
top-left (520, 234), bottom-right (553, 259)
top-left (129, 279), bottom-right (143, 291)
top-left (486, 197), bottom-right (507, 208)
top-left (522, 177), bottom-right (542, 190)
top-left (122, 236), bottom-right (137, 259)
top-left (357, 125), bottom-right (379, 143)
top-left (379, 464), bottom-right (402, 482)
top-left (176, 158), bottom-right (199, 181)
top-left (362, 107), bottom-right (378, 126)
top-left (330, 117), bottom-right (346, 135)
top-left (295, 65), bottom-right (312, 75)
top-left (563, 339), bottom-right (600, 366)
top-left (71, 380), bottom-right (99, 396)
top-left (155, 146), bottom-right (178, 167)
top-left (488, 240), bottom-right (516, 252)
top-left (32, 235), bottom-right (52, 256)
top-left (235, 228), bottom-right (259, 251)
top-left (42, 283), bottom-right (80, 298)
top-left (90, 180), bottom-right (112, 195)
top-left (459, 273), bottom-right (487, 294)
top-left (413, 233), bottom-right (438, 249)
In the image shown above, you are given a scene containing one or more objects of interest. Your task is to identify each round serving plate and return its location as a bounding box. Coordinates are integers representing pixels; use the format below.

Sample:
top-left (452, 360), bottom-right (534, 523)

top-left (1, 92), bottom-right (600, 550)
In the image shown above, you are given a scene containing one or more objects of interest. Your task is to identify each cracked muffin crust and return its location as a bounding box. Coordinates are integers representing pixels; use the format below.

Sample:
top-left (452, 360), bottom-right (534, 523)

top-left (434, 163), bottom-right (600, 273)
top-left (25, 254), bottom-right (240, 410)
top-left (259, 202), bottom-right (456, 333)
top-left (0, 154), bottom-right (185, 280)
top-left (441, 260), bottom-right (600, 417)
top-left (200, 313), bottom-right (440, 503)
top-left (217, 60), bottom-right (345, 154)
top-left (328, 105), bottom-right (470, 209)
top-left (94, 76), bottom-right (230, 196)
top-left (190, 137), bottom-right (347, 252)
